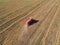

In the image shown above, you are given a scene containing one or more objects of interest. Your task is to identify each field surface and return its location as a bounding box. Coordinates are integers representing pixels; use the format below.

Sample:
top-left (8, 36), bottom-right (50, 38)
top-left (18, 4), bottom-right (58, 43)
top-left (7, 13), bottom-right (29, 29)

top-left (0, 0), bottom-right (60, 45)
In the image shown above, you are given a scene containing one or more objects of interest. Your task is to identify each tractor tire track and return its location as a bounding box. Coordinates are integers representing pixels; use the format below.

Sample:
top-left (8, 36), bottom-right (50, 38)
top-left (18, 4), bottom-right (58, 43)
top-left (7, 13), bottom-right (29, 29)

top-left (26, 3), bottom-right (58, 45)
top-left (17, 0), bottom-right (56, 45)
top-left (0, 0), bottom-right (54, 44)
top-left (5, 0), bottom-right (56, 44)
top-left (41, 5), bottom-right (59, 45)
top-left (0, 0), bottom-right (43, 26)
top-left (0, 1), bottom-right (48, 44)
top-left (0, 0), bottom-right (60, 45)
top-left (0, 0), bottom-right (49, 33)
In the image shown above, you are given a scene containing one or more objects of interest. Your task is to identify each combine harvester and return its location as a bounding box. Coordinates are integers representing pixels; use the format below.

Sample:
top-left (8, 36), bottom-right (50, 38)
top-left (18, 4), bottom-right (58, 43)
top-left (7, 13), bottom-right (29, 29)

top-left (26, 17), bottom-right (33, 25)
top-left (26, 17), bottom-right (38, 26)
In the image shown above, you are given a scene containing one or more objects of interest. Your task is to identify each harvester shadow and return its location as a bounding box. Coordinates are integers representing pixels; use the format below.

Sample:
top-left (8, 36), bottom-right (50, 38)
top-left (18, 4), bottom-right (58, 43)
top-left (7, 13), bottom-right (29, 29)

top-left (28, 19), bottom-right (39, 26)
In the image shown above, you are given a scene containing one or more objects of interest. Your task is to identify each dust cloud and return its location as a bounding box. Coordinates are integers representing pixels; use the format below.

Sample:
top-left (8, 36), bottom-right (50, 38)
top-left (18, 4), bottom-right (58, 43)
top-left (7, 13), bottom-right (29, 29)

top-left (18, 24), bottom-right (29, 45)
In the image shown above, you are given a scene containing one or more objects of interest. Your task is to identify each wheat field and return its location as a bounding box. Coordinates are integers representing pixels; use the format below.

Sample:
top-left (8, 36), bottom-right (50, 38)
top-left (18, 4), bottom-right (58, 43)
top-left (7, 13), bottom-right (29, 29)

top-left (0, 0), bottom-right (60, 45)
